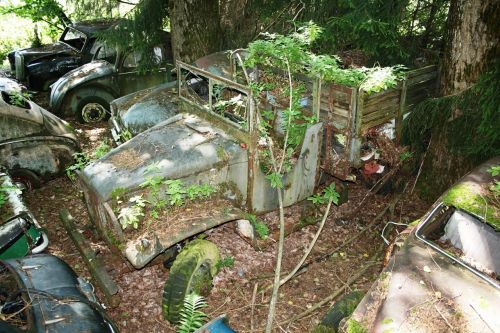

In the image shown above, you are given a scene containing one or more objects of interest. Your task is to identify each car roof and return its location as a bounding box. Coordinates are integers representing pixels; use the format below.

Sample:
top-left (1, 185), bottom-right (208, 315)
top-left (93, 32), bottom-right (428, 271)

top-left (70, 19), bottom-right (120, 35)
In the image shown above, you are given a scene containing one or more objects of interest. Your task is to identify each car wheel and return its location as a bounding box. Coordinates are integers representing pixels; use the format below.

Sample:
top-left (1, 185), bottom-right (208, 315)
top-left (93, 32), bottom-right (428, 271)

top-left (319, 290), bottom-right (365, 333)
top-left (10, 169), bottom-right (42, 191)
top-left (77, 96), bottom-right (110, 123)
top-left (162, 239), bottom-right (220, 324)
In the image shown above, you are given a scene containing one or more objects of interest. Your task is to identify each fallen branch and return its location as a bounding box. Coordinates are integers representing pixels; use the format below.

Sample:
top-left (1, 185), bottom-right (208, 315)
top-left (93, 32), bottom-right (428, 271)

top-left (297, 194), bottom-right (401, 273)
top-left (251, 283), bottom-right (259, 330)
top-left (276, 244), bottom-right (384, 327)
top-left (262, 198), bottom-right (334, 293)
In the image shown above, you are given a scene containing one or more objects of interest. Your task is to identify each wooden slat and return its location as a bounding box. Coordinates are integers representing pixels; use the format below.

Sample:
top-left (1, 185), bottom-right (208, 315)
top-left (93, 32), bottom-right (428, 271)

top-left (407, 71), bottom-right (438, 86)
top-left (363, 96), bottom-right (400, 115)
top-left (59, 209), bottom-right (119, 307)
top-left (405, 65), bottom-right (437, 78)
top-left (364, 89), bottom-right (401, 106)
top-left (362, 105), bottom-right (397, 125)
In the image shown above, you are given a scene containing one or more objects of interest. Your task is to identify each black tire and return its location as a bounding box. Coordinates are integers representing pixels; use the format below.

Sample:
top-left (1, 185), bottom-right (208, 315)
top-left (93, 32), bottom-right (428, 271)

top-left (77, 96), bottom-right (110, 123)
top-left (10, 169), bottom-right (42, 190)
top-left (162, 239), bottom-right (220, 324)
top-left (320, 290), bottom-right (365, 332)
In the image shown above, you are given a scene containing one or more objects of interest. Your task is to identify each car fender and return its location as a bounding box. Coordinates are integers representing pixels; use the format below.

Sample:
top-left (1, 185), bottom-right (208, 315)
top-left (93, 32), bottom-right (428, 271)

top-left (50, 60), bottom-right (115, 113)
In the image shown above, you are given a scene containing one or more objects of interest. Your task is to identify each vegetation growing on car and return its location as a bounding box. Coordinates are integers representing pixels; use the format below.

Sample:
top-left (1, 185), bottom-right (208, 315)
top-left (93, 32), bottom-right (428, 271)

top-left (245, 213), bottom-right (269, 239)
top-left (114, 164), bottom-right (218, 230)
top-left (442, 182), bottom-right (500, 231)
top-left (66, 141), bottom-right (112, 180)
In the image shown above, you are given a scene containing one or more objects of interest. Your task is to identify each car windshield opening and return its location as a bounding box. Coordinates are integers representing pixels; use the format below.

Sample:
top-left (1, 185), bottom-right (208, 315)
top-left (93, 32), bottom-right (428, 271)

top-left (418, 204), bottom-right (500, 282)
top-left (61, 28), bottom-right (87, 52)
top-left (0, 263), bottom-right (29, 329)
top-left (180, 68), bottom-right (249, 131)
top-left (1, 91), bottom-right (30, 109)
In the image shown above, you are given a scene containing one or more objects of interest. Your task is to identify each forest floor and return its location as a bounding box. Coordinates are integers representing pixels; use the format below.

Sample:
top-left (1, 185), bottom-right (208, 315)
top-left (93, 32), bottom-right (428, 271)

top-left (20, 90), bottom-right (431, 333)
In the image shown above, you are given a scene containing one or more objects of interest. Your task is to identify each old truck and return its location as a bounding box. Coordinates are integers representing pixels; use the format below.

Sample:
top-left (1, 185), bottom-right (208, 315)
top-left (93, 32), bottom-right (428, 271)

top-left (79, 53), bottom-right (323, 322)
top-left (78, 52), bottom-right (438, 322)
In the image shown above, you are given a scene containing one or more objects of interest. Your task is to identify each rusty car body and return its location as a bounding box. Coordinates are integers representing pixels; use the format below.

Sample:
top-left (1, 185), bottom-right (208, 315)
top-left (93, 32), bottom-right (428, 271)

top-left (109, 51), bottom-right (237, 143)
top-left (346, 157), bottom-right (500, 332)
top-left (0, 254), bottom-right (118, 332)
top-left (79, 54), bottom-right (323, 269)
top-left (0, 170), bottom-right (48, 259)
top-left (0, 90), bottom-right (78, 189)
top-left (49, 32), bottom-right (173, 123)
top-left (8, 20), bottom-right (117, 91)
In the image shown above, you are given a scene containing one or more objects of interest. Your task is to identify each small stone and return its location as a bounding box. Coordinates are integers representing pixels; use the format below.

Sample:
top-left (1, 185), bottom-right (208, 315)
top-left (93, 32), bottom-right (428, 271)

top-left (235, 219), bottom-right (254, 240)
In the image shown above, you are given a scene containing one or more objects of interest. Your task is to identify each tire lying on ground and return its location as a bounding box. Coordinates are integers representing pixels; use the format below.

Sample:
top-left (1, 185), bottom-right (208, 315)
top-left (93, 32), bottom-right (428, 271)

top-left (162, 239), bottom-right (220, 324)
top-left (312, 290), bottom-right (365, 333)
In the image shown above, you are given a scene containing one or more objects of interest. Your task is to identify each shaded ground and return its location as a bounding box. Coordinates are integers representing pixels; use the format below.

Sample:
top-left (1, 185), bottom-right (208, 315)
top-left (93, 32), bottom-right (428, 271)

top-left (0, 69), bottom-right (430, 332)
top-left (22, 119), bottom-right (429, 333)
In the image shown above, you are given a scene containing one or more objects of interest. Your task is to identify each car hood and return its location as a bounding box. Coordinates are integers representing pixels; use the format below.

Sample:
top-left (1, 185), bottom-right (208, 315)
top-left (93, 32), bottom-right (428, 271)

top-left (13, 42), bottom-right (77, 63)
top-left (112, 81), bottom-right (179, 135)
top-left (81, 113), bottom-right (247, 201)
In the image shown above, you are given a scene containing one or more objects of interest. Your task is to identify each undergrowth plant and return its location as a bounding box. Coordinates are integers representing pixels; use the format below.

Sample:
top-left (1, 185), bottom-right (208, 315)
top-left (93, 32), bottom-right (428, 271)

top-left (117, 195), bottom-right (147, 229)
top-left (65, 141), bottom-right (112, 180)
top-left (216, 256), bottom-right (235, 270)
top-left (176, 293), bottom-right (208, 333)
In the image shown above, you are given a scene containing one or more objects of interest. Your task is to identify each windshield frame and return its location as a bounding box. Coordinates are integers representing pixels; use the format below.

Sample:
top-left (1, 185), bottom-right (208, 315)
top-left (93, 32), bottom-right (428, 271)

top-left (59, 27), bottom-right (89, 53)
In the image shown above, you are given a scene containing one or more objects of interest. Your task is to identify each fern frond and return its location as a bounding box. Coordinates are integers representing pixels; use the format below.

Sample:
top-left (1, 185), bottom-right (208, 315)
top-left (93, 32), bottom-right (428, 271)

top-left (176, 293), bottom-right (208, 333)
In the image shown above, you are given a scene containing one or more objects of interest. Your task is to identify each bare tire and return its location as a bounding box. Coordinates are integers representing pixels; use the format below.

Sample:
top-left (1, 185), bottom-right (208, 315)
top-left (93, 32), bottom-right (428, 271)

top-left (77, 96), bottom-right (110, 123)
top-left (162, 239), bottom-right (220, 324)
top-left (10, 169), bottom-right (42, 190)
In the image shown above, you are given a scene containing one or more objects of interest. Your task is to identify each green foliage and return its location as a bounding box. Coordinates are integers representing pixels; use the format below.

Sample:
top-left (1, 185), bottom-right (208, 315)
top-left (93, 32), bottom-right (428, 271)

top-left (265, 172), bottom-right (283, 189)
top-left (65, 141), bottom-right (111, 180)
top-left (176, 293), bottom-right (208, 333)
top-left (92, 141), bottom-right (112, 159)
top-left (0, 185), bottom-right (21, 210)
top-left (246, 24), bottom-right (405, 91)
top-left (402, 61), bottom-right (500, 161)
top-left (65, 152), bottom-right (89, 180)
top-left (118, 195), bottom-right (147, 230)
top-left (216, 256), bottom-right (235, 270)
top-left (96, 0), bottom-right (169, 73)
top-left (308, 183), bottom-right (340, 205)
top-left (488, 166), bottom-right (500, 177)
top-left (186, 184), bottom-right (217, 200)
top-left (165, 179), bottom-right (186, 206)
top-left (246, 213), bottom-right (269, 239)
top-left (399, 151), bottom-right (413, 162)
top-left (7, 91), bottom-right (30, 107)
top-left (346, 318), bottom-right (368, 333)
top-left (0, 0), bottom-right (70, 34)
top-left (119, 128), bottom-right (133, 142)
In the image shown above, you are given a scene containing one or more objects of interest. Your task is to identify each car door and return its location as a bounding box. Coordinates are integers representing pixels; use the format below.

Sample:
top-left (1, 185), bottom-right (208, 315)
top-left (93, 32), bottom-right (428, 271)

top-left (117, 46), bottom-right (173, 97)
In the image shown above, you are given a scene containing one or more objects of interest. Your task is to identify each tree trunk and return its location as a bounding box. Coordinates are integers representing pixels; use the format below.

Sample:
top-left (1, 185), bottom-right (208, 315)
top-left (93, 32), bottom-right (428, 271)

top-left (168, 0), bottom-right (223, 63)
top-left (440, 0), bottom-right (499, 95)
top-left (418, 0), bottom-right (500, 201)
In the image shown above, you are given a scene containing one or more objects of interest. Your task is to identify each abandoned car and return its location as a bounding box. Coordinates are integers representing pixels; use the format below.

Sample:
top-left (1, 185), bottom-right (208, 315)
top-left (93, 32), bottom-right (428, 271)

top-left (109, 51), bottom-right (238, 143)
top-left (79, 57), bottom-right (323, 322)
top-left (49, 34), bottom-right (173, 123)
top-left (0, 254), bottom-right (118, 332)
top-left (336, 157), bottom-right (500, 332)
top-left (0, 170), bottom-right (48, 260)
top-left (7, 20), bottom-right (117, 91)
top-left (0, 90), bottom-right (79, 189)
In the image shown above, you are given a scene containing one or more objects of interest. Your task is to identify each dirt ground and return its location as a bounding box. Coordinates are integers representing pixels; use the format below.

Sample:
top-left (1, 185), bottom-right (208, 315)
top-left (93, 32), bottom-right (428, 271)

top-left (18, 119), bottom-right (429, 333)
top-left (0, 77), bottom-right (432, 332)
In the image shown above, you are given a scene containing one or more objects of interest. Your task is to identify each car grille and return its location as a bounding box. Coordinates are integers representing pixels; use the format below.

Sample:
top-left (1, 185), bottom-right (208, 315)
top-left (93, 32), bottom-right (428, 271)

top-left (14, 52), bottom-right (25, 81)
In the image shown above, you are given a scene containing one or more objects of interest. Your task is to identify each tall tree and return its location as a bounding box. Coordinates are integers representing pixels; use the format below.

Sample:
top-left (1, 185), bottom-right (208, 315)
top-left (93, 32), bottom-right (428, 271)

top-left (168, 0), bottom-right (223, 62)
top-left (414, 0), bottom-right (499, 200)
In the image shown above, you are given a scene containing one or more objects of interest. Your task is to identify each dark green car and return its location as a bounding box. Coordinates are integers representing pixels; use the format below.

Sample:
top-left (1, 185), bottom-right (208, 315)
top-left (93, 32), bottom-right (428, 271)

top-left (0, 170), bottom-right (48, 259)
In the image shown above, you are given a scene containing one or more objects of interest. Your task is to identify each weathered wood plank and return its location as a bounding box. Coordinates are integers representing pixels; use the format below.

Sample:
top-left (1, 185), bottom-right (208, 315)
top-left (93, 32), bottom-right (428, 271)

top-left (364, 89), bottom-right (401, 107)
top-left (407, 71), bottom-right (438, 86)
top-left (59, 209), bottom-right (119, 307)
top-left (396, 79), bottom-right (407, 143)
top-left (405, 65), bottom-right (438, 78)
top-left (364, 96), bottom-right (400, 115)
